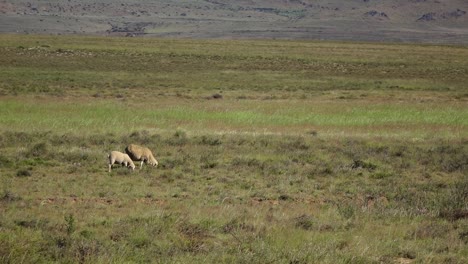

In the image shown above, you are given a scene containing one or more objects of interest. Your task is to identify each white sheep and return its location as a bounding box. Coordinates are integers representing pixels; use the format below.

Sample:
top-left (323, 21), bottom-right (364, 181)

top-left (125, 144), bottom-right (159, 169)
top-left (108, 151), bottom-right (136, 172)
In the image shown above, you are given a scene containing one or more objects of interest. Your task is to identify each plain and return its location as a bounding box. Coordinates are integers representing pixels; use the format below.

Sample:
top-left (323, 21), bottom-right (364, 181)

top-left (0, 34), bottom-right (467, 263)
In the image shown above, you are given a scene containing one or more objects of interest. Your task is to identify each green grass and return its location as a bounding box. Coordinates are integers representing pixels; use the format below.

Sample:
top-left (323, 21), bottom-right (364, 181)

top-left (1, 97), bottom-right (466, 139)
top-left (0, 34), bottom-right (467, 263)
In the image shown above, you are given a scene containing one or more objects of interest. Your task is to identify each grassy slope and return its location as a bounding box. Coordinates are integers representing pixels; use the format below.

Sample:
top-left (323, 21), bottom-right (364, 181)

top-left (2, 0), bottom-right (468, 43)
top-left (0, 35), bottom-right (467, 263)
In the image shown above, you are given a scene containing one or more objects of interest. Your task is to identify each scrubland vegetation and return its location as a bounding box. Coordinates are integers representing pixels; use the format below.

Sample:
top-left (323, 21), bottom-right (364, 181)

top-left (0, 34), bottom-right (467, 263)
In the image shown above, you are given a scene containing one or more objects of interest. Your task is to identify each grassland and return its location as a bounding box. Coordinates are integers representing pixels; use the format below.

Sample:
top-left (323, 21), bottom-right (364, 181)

top-left (0, 34), bottom-right (467, 263)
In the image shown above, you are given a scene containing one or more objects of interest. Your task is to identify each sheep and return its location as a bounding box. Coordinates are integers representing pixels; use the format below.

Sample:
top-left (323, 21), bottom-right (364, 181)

top-left (108, 151), bottom-right (136, 172)
top-left (125, 144), bottom-right (159, 169)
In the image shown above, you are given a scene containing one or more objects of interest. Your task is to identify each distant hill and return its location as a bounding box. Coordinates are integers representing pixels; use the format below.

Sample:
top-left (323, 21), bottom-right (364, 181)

top-left (1, 0), bottom-right (467, 44)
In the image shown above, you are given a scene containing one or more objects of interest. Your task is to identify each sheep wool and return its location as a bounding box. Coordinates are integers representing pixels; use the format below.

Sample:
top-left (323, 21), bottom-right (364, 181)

top-left (125, 144), bottom-right (159, 169)
top-left (108, 151), bottom-right (136, 172)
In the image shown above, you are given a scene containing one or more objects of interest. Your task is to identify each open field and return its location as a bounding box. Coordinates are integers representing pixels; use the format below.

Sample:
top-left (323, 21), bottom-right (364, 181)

top-left (0, 35), bottom-right (467, 263)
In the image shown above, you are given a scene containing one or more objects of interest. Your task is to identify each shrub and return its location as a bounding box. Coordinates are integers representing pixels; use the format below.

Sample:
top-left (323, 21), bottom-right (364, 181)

top-left (50, 133), bottom-right (82, 146)
top-left (278, 194), bottom-right (292, 201)
top-left (160, 156), bottom-right (186, 169)
top-left (200, 154), bottom-right (218, 169)
top-left (408, 221), bottom-right (449, 239)
top-left (1, 132), bottom-right (33, 146)
top-left (0, 155), bottom-right (12, 168)
top-left (166, 129), bottom-right (188, 146)
top-left (459, 231), bottom-right (468, 244)
top-left (174, 129), bottom-right (187, 139)
top-left (87, 133), bottom-right (117, 146)
top-left (278, 136), bottom-right (309, 151)
top-left (231, 157), bottom-right (262, 168)
top-left (337, 204), bottom-right (356, 219)
top-left (294, 214), bottom-right (315, 230)
top-left (1, 191), bottom-right (21, 202)
top-left (370, 170), bottom-right (394, 179)
top-left (128, 130), bottom-right (154, 145)
top-left (177, 221), bottom-right (211, 253)
top-left (222, 218), bottom-right (255, 234)
top-left (14, 219), bottom-right (48, 229)
top-left (419, 144), bottom-right (468, 173)
top-left (351, 159), bottom-right (377, 171)
top-left (16, 168), bottom-right (32, 177)
top-left (26, 142), bottom-right (49, 158)
top-left (65, 214), bottom-right (76, 235)
top-left (439, 176), bottom-right (468, 220)
top-left (198, 135), bottom-right (222, 146)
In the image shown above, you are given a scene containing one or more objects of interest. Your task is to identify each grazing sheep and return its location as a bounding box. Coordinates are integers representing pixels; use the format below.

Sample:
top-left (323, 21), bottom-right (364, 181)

top-left (125, 144), bottom-right (159, 169)
top-left (108, 151), bottom-right (136, 172)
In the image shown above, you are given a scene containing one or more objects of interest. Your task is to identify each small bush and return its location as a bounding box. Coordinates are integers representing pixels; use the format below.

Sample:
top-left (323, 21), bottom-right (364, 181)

top-left (16, 168), bottom-right (32, 177)
top-left (87, 133), bottom-right (117, 146)
top-left (62, 150), bottom-right (91, 163)
top-left (408, 221), bottom-right (449, 239)
top-left (439, 176), bottom-right (468, 220)
top-left (50, 133), bottom-right (82, 146)
top-left (370, 170), bottom-right (394, 179)
top-left (174, 129), bottom-right (187, 139)
top-left (1, 191), bottom-right (21, 202)
top-left (351, 159), bottom-right (377, 171)
top-left (278, 194), bottom-right (292, 201)
top-left (398, 250), bottom-right (416, 260)
top-left (14, 219), bottom-right (48, 229)
top-left (222, 218), bottom-right (255, 234)
top-left (0, 155), bottom-right (12, 168)
top-left (294, 214), bottom-right (315, 230)
top-left (338, 204), bottom-right (356, 219)
top-left (26, 142), bottom-right (49, 158)
top-left (129, 230), bottom-right (151, 248)
top-left (177, 221), bottom-right (211, 253)
top-left (198, 135), bottom-right (222, 146)
top-left (65, 214), bottom-right (76, 235)
top-left (278, 136), bottom-right (309, 151)
top-left (74, 239), bottom-right (101, 263)
top-left (167, 129), bottom-right (188, 146)
top-left (459, 231), bottom-right (468, 244)
top-left (128, 130), bottom-right (155, 145)
top-left (419, 145), bottom-right (468, 173)
top-left (160, 156), bottom-right (186, 169)
top-left (200, 154), bottom-right (218, 169)
top-left (231, 157), bottom-right (262, 168)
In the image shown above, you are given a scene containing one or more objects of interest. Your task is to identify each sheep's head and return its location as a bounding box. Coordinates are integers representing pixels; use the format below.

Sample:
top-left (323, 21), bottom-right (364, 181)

top-left (150, 158), bottom-right (159, 167)
top-left (129, 163), bottom-right (135, 170)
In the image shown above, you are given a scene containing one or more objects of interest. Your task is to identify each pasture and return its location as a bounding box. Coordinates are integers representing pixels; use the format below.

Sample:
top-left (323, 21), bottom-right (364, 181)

top-left (0, 34), bottom-right (467, 263)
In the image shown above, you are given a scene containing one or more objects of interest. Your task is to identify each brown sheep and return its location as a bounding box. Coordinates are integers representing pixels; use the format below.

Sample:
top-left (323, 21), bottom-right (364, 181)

top-left (125, 144), bottom-right (158, 169)
top-left (108, 151), bottom-right (136, 172)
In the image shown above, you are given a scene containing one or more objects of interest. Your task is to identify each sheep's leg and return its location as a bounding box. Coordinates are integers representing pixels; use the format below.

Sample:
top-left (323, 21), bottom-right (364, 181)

top-left (108, 156), bottom-right (115, 172)
top-left (140, 160), bottom-right (144, 169)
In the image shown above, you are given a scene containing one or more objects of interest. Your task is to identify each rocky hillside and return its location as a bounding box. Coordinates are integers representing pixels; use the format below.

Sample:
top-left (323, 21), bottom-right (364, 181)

top-left (1, 0), bottom-right (467, 43)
